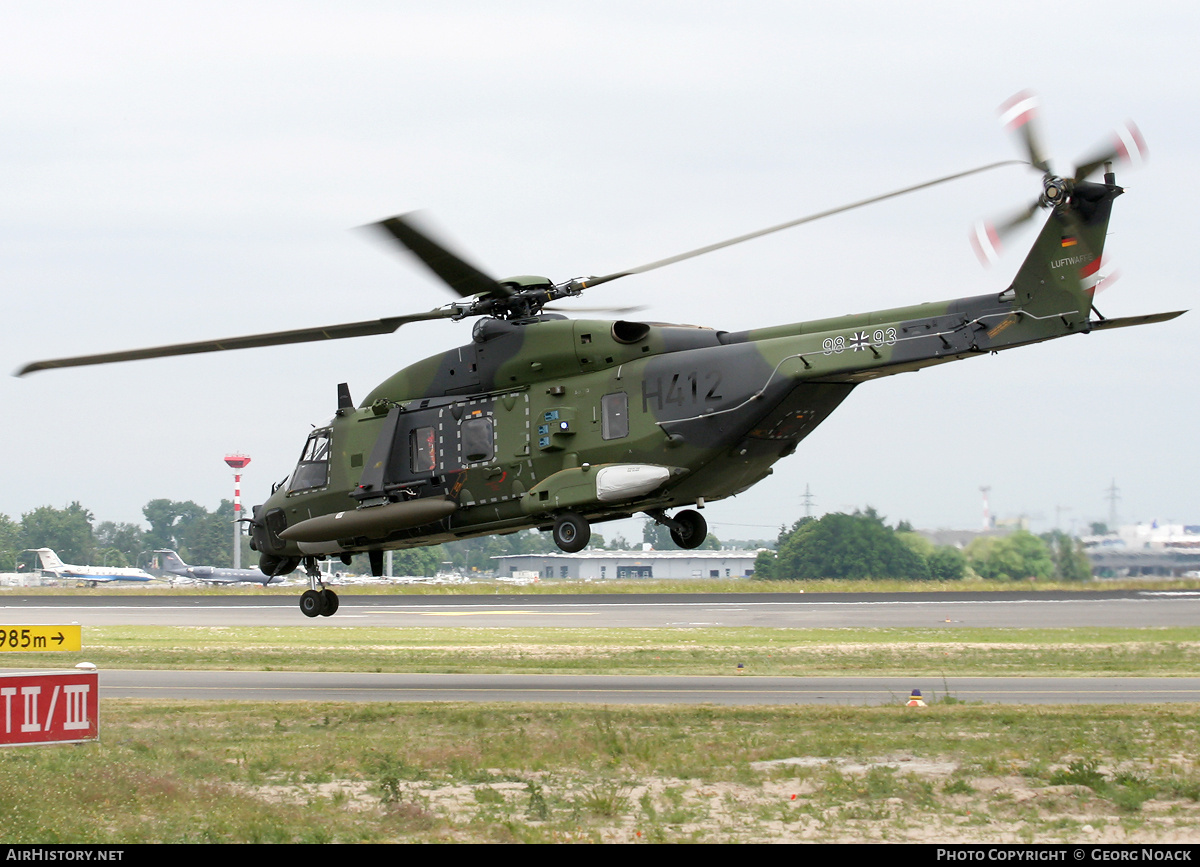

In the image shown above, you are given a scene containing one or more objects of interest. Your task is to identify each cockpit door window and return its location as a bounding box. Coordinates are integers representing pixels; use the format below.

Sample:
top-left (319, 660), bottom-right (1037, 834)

top-left (288, 429), bottom-right (331, 492)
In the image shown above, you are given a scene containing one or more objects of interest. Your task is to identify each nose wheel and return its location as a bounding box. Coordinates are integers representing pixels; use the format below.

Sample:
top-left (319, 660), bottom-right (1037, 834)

top-left (299, 558), bottom-right (340, 617)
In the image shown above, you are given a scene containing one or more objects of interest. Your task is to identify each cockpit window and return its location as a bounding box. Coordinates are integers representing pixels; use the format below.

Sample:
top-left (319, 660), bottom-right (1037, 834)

top-left (410, 426), bottom-right (436, 474)
top-left (288, 429), bottom-right (331, 492)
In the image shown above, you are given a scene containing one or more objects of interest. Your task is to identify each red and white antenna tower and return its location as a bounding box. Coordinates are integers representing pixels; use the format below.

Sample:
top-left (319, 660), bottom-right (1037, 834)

top-left (224, 454), bottom-right (251, 568)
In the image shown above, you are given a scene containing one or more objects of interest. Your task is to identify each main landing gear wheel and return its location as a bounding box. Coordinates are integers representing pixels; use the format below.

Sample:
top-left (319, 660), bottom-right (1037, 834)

top-left (553, 512), bottom-right (590, 553)
top-left (669, 509), bottom-right (708, 549)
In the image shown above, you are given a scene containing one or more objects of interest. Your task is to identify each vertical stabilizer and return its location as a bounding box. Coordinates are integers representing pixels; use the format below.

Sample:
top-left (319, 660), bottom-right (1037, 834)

top-left (1008, 180), bottom-right (1121, 323)
top-left (152, 550), bottom-right (189, 575)
top-left (34, 548), bottom-right (65, 571)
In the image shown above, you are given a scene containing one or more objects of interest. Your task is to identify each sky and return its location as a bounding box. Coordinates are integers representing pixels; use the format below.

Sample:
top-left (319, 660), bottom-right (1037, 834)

top-left (1, 1), bottom-right (1196, 545)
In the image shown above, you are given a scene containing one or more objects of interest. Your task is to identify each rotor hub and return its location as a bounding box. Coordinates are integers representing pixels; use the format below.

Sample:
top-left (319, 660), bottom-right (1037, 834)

top-left (1040, 175), bottom-right (1070, 208)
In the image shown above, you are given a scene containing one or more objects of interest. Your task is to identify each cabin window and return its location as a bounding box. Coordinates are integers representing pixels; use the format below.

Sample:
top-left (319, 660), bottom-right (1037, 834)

top-left (601, 392), bottom-right (628, 440)
top-left (461, 416), bottom-right (494, 463)
top-left (410, 426), bottom-right (436, 474)
top-left (288, 429), bottom-right (331, 492)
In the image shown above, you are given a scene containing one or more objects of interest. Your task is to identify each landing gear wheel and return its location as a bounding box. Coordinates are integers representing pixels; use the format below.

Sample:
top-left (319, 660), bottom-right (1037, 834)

top-left (669, 509), bottom-right (708, 550)
top-left (553, 512), bottom-right (590, 553)
top-left (320, 589), bottom-right (339, 617)
top-left (300, 589), bottom-right (324, 618)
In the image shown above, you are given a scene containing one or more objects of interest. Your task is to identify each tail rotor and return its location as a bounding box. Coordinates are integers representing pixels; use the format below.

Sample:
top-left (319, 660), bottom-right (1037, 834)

top-left (972, 90), bottom-right (1147, 266)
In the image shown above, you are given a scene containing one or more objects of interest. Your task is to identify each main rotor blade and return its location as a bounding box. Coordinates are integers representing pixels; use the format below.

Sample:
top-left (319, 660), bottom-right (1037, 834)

top-left (543, 304), bottom-right (648, 315)
top-left (16, 309), bottom-right (452, 376)
top-left (373, 212), bottom-right (511, 299)
top-left (581, 161), bottom-right (1023, 288)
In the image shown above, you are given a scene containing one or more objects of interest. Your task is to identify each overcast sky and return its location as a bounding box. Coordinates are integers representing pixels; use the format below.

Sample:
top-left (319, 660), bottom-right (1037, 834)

top-left (1, 1), bottom-right (1195, 544)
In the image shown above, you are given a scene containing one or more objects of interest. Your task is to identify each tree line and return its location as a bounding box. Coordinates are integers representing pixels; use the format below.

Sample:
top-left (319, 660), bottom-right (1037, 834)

top-left (1, 500), bottom-right (245, 572)
top-left (2, 500), bottom-right (1092, 581)
top-left (753, 508), bottom-right (1093, 581)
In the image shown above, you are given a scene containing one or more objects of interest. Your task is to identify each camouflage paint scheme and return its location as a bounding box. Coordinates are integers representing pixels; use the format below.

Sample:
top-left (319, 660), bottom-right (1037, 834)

top-left (249, 179), bottom-right (1161, 567)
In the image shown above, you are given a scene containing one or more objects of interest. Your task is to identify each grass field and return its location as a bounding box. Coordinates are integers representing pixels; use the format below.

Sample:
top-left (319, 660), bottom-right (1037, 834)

top-left (3, 584), bottom-right (1200, 843)
top-left (4, 701), bottom-right (1199, 843)
top-left (4, 625), bottom-right (1200, 677)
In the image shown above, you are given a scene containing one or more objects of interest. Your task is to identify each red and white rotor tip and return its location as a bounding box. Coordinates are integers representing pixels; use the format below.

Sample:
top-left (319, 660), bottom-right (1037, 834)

top-left (1114, 121), bottom-right (1148, 168)
top-left (1081, 255), bottom-right (1120, 297)
top-left (970, 221), bottom-right (1002, 265)
top-left (998, 90), bottom-right (1040, 130)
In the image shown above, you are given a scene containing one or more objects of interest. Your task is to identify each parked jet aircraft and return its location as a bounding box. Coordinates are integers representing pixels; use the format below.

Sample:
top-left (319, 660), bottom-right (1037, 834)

top-left (26, 548), bottom-right (154, 585)
top-left (150, 550), bottom-right (287, 585)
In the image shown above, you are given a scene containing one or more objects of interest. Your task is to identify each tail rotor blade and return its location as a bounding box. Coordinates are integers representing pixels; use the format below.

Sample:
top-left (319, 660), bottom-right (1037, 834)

top-left (999, 90), bottom-right (1051, 173)
top-left (1073, 121), bottom-right (1147, 181)
top-left (970, 198), bottom-right (1041, 265)
top-left (1081, 255), bottom-right (1120, 297)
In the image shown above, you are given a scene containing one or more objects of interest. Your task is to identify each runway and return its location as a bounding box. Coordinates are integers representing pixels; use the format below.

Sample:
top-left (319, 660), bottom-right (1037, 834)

top-left (4, 588), bottom-right (1200, 628)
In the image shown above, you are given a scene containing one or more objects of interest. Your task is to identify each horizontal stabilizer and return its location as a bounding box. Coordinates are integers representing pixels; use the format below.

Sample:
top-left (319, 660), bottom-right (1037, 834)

top-left (1090, 310), bottom-right (1186, 331)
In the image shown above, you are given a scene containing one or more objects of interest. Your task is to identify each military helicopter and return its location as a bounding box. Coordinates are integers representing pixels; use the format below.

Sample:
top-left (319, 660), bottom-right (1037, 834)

top-left (19, 93), bottom-right (1184, 618)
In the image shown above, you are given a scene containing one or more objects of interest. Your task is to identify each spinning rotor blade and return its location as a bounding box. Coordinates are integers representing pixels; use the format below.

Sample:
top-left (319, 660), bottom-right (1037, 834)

top-left (973, 92), bottom-right (1148, 267)
top-left (579, 161), bottom-right (1023, 289)
top-left (373, 212), bottom-right (511, 299)
top-left (544, 304), bottom-right (648, 315)
top-left (999, 90), bottom-right (1052, 173)
top-left (970, 199), bottom-right (1042, 264)
top-left (16, 309), bottom-right (453, 376)
top-left (1073, 121), bottom-right (1147, 181)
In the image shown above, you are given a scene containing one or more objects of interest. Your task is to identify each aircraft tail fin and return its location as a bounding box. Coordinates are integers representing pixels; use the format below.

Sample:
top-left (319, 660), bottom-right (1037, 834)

top-left (33, 548), bottom-right (65, 570)
top-left (1007, 180), bottom-right (1119, 323)
top-left (151, 550), bottom-right (189, 574)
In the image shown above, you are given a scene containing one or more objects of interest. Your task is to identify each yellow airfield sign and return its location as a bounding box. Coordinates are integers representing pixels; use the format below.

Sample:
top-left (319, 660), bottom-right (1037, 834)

top-left (0, 625), bottom-right (81, 652)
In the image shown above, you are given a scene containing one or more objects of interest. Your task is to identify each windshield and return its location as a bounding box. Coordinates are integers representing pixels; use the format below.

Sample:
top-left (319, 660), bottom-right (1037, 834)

top-left (288, 428), bottom-right (331, 493)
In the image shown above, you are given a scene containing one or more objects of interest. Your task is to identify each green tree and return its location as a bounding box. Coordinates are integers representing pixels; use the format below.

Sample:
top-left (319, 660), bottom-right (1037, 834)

top-left (0, 514), bottom-right (20, 572)
top-left (752, 548), bottom-right (777, 580)
top-left (1042, 530), bottom-right (1093, 581)
top-left (926, 546), bottom-right (968, 581)
top-left (182, 501), bottom-right (237, 567)
top-left (19, 503), bottom-right (95, 564)
top-left (142, 499), bottom-right (207, 552)
top-left (770, 510), bottom-right (929, 580)
top-left (898, 532), bottom-right (966, 581)
top-left (966, 531), bottom-right (1054, 581)
top-left (388, 546), bottom-right (442, 577)
top-left (94, 521), bottom-right (146, 568)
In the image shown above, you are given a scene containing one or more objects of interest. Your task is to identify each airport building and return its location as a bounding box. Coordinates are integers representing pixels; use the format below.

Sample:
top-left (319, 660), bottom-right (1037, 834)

top-left (1082, 523), bottom-right (1200, 577)
top-left (493, 549), bottom-right (761, 581)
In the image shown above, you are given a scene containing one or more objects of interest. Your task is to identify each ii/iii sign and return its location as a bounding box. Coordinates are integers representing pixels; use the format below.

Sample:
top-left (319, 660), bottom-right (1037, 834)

top-left (0, 670), bottom-right (99, 746)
